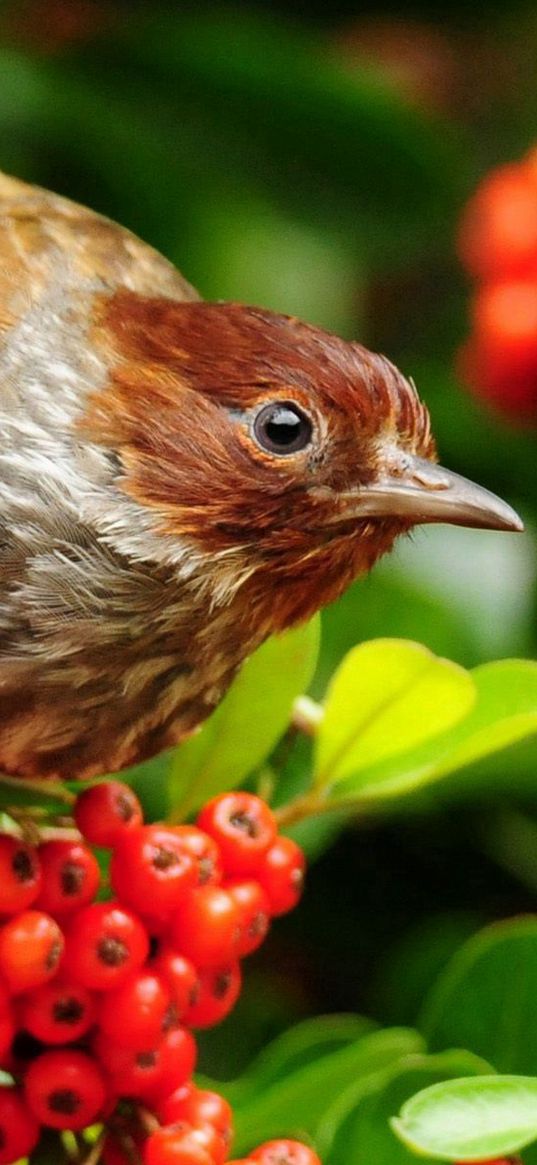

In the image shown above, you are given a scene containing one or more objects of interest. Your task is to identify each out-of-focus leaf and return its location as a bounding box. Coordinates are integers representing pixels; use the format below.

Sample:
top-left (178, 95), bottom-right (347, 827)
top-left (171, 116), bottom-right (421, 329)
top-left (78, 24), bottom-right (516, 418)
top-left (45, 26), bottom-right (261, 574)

top-left (324, 658), bottom-right (537, 805)
top-left (0, 776), bottom-right (73, 814)
top-left (113, 7), bottom-right (466, 237)
top-left (314, 639), bottom-right (475, 789)
top-left (314, 569), bottom-right (479, 699)
top-left (321, 1049), bottom-right (491, 1164)
top-left (421, 916), bottom-right (537, 1074)
top-left (210, 1014), bottom-right (375, 1107)
top-left (391, 1075), bottom-right (537, 1161)
top-left (168, 619), bottom-right (320, 817)
top-left (205, 1026), bottom-right (424, 1155)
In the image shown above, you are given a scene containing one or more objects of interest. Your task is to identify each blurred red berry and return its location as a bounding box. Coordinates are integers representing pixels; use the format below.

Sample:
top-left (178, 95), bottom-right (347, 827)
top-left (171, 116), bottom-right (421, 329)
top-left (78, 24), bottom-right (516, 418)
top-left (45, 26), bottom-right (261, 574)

top-left (0, 987), bottom-right (14, 1064)
top-left (111, 826), bottom-right (197, 921)
top-left (171, 885), bottom-right (241, 967)
top-left (197, 793), bottom-right (276, 877)
top-left (172, 826), bottom-right (223, 886)
top-left (20, 978), bottom-right (96, 1044)
top-left (98, 970), bottom-right (171, 1049)
top-left (150, 1025), bottom-right (197, 1101)
top-left (0, 836), bottom-right (42, 914)
top-left (63, 901), bottom-right (149, 990)
top-left (0, 910), bottom-right (64, 993)
top-left (250, 1140), bottom-right (321, 1165)
top-left (184, 961), bottom-right (241, 1028)
top-left (24, 1048), bottom-right (106, 1130)
top-left (151, 949), bottom-right (199, 1017)
top-left (75, 780), bottom-right (143, 847)
top-left (160, 1084), bottom-right (233, 1153)
top-left (143, 1122), bottom-right (218, 1165)
top-left (458, 160), bottom-right (537, 280)
top-left (36, 840), bottom-right (100, 915)
top-left (94, 1024), bottom-right (193, 1101)
top-left (257, 836), bottom-right (306, 916)
top-left (227, 879), bottom-right (271, 956)
top-left (0, 1086), bottom-right (40, 1164)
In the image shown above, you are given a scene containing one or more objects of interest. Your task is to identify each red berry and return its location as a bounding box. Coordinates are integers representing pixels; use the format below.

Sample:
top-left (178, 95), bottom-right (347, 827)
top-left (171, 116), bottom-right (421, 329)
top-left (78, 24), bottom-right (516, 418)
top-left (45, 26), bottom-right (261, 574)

top-left (151, 949), bottom-right (199, 1017)
top-left (0, 1086), bottom-right (40, 1164)
top-left (75, 781), bottom-right (143, 847)
top-left (458, 161), bottom-right (537, 280)
top-left (161, 1085), bottom-right (233, 1154)
top-left (94, 1023), bottom-right (195, 1100)
top-left (111, 826), bottom-right (197, 921)
top-left (172, 826), bottom-right (223, 886)
top-left (227, 879), bottom-right (271, 956)
top-left (143, 1122), bottom-right (217, 1165)
top-left (0, 836), bottom-right (42, 914)
top-left (257, 836), bottom-right (305, 916)
top-left (171, 885), bottom-right (241, 967)
top-left (0, 987), bottom-right (14, 1065)
top-left (184, 961), bottom-right (241, 1028)
top-left (99, 971), bottom-right (171, 1049)
top-left (24, 1048), bottom-right (106, 1130)
top-left (150, 1025), bottom-right (197, 1100)
top-left (460, 280), bottom-right (537, 418)
top-left (63, 901), bottom-right (149, 990)
top-left (0, 911), bottom-right (64, 993)
top-left (197, 793), bottom-right (276, 877)
top-left (36, 840), bottom-right (100, 915)
top-left (250, 1140), bottom-right (321, 1165)
top-left (458, 335), bottom-right (537, 418)
top-left (20, 978), bottom-right (96, 1044)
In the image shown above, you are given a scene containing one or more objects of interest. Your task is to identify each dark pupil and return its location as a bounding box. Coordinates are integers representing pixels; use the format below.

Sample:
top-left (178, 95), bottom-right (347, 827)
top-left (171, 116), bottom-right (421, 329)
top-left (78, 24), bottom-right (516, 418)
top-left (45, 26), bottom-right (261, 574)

top-left (255, 404), bottom-right (311, 454)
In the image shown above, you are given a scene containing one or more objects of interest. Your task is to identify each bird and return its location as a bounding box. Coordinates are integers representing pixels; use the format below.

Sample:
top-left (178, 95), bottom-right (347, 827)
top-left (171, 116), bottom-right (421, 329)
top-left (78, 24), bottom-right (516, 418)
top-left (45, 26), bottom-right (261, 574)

top-left (0, 171), bottom-right (522, 783)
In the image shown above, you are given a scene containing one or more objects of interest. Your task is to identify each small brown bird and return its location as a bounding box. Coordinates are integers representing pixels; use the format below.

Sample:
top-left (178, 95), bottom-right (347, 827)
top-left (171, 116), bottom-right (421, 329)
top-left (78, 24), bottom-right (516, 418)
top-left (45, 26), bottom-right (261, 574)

top-left (0, 173), bottom-right (522, 782)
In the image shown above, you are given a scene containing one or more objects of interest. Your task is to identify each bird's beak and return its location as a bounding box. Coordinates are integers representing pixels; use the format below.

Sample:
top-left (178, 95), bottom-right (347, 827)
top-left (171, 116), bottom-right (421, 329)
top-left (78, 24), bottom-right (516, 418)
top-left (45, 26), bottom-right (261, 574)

top-left (340, 454), bottom-right (524, 533)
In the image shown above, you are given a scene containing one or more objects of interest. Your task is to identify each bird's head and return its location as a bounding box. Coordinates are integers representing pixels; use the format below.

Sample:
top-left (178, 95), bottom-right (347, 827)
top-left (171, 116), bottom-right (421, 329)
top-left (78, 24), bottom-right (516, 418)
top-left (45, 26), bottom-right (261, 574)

top-left (85, 295), bottom-right (522, 629)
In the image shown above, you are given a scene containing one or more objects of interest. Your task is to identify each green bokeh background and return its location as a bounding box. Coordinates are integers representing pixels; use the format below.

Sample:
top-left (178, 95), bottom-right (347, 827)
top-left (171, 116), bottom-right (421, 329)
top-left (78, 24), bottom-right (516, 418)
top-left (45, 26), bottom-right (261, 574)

top-left (2, 0), bottom-right (537, 1083)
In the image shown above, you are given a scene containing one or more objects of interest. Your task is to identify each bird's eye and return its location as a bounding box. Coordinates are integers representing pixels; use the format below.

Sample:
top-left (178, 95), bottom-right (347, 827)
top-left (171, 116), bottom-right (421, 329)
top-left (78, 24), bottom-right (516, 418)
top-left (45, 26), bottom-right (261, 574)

top-left (252, 401), bottom-right (313, 455)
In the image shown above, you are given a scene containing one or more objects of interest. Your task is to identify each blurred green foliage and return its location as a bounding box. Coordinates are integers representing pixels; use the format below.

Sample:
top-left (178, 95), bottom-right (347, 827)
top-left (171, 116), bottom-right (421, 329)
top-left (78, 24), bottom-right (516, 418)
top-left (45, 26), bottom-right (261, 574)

top-left (1, 0), bottom-right (537, 1157)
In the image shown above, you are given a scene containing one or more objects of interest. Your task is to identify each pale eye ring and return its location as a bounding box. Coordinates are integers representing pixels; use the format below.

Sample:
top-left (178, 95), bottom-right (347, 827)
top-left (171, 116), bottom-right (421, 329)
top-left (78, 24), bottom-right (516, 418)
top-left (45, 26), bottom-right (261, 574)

top-left (252, 401), bottom-right (313, 455)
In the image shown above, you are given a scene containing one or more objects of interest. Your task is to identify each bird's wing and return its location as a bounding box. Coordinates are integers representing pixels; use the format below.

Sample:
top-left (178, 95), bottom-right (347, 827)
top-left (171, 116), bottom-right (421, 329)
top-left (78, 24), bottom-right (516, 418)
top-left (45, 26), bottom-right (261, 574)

top-left (0, 171), bottom-right (200, 334)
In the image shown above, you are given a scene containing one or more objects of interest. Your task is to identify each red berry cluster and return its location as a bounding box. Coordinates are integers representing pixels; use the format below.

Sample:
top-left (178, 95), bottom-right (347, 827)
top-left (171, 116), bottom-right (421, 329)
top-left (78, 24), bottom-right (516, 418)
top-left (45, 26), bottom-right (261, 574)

top-left (0, 783), bottom-right (307, 1164)
top-left (457, 146), bottom-right (537, 420)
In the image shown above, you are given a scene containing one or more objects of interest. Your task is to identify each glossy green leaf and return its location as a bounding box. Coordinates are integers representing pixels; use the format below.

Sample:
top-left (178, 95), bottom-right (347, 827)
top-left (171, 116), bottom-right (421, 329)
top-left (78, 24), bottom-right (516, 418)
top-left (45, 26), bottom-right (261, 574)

top-left (210, 1026), bottom-right (424, 1155)
top-left (325, 658), bottom-right (537, 805)
top-left (314, 639), bottom-right (475, 789)
top-left (391, 1074), bottom-right (537, 1160)
top-left (168, 618), bottom-right (320, 816)
top-left (421, 915), bottom-right (537, 1074)
top-left (321, 1049), bottom-right (491, 1164)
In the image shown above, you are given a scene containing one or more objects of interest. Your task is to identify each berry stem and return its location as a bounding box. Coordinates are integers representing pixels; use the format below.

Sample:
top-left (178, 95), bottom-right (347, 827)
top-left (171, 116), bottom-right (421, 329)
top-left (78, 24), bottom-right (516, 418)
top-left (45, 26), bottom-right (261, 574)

top-left (292, 696), bottom-right (324, 736)
top-left (275, 789), bottom-right (353, 827)
top-left (81, 1129), bottom-right (106, 1165)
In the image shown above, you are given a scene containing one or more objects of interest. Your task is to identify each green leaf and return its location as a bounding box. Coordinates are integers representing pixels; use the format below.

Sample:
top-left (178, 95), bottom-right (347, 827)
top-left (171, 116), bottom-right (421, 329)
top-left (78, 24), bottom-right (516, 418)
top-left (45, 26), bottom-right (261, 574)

top-left (421, 915), bottom-right (537, 1075)
top-left (325, 658), bottom-right (537, 806)
top-left (208, 1014), bottom-right (376, 1107)
top-left (168, 618), bottom-right (320, 816)
top-left (210, 1026), bottom-right (424, 1155)
top-left (314, 639), bottom-right (475, 789)
top-left (321, 1049), bottom-right (491, 1164)
top-left (391, 1074), bottom-right (537, 1160)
